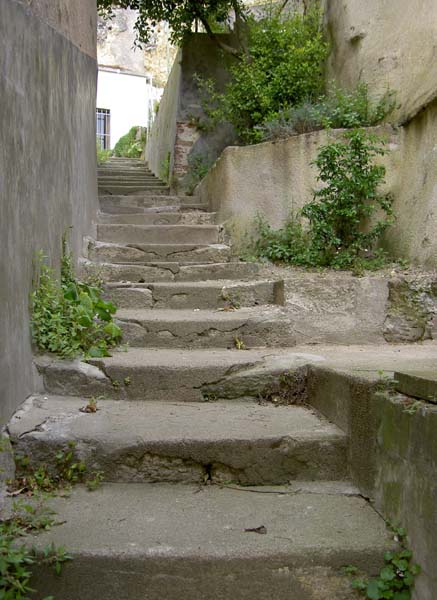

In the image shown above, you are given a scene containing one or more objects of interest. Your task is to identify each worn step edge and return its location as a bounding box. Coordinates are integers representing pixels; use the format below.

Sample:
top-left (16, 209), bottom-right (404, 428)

top-left (10, 396), bottom-right (348, 485)
top-left (34, 348), bottom-right (324, 402)
top-left (116, 307), bottom-right (296, 348)
top-left (24, 483), bottom-right (396, 600)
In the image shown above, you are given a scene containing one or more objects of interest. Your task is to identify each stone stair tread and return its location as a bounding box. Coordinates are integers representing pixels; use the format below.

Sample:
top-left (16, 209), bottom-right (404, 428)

top-left (10, 396), bottom-right (348, 484)
top-left (24, 482), bottom-right (395, 600)
top-left (117, 306), bottom-right (285, 322)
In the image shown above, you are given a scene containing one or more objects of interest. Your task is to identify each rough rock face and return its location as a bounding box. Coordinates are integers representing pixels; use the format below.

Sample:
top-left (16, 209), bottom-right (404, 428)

top-left (384, 273), bottom-right (437, 343)
top-left (97, 8), bottom-right (176, 86)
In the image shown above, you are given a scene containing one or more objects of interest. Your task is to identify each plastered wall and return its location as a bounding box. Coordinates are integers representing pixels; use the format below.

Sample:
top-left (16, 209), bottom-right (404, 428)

top-left (0, 0), bottom-right (98, 424)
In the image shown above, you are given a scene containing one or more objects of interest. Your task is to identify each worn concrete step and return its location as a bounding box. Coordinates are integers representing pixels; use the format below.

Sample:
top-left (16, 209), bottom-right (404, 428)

top-left (98, 211), bottom-right (217, 225)
top-left (98, 185), bottom-right (170, 195)
top-left (35, 348), bottom-right (318, 401)
top-left (98, 176), bottom-right (163, 184)
top-left (117, 307), bottom-right (296, 349)
top-left (10, 397), bottom-right (348, 484)
top-left (81, 260), bottom-right (259, 283)
top-left (23, 483), bottom-right (395, 600)
top-left (88, 241), bottom-right (231, 264)
top-left (97, 224), bottom-right (221, 245)
top-left (99, 194), bottom-right (181, 212)
top-left (105, 279), bottom-right (285, 309)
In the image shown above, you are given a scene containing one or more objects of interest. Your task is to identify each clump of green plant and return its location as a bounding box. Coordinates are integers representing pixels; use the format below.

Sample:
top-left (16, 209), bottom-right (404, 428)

top-left (31, 234), bottom-right (122, 358)
top-left (350, 527), bottom-right (421, 599)
top-left (159, 152), bottom-right (171, 183)
top-left (0, 499), bottom-right (71, 599)
top-left (261, 83), bottom-right (396, 140)
top-left (255, 130), bottom-right (394, 270)
top-left (198, 8), bottom-right (328, 144)
top-left (185, 153), bottom-right (214, 195)
top-left (113, 126), bottom-right (146, 158)
top-left (96, 139), bottom-right (112, 164)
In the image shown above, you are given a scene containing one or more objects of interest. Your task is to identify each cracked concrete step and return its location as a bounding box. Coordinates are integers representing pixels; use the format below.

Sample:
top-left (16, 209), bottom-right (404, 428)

top-left (98, 211), bottom-right (217, 225)
top-left (82, 260), bottom-right (259, 283)
top-left (88, 241), bottom-right (231, 265)
top-left (35, 348), bottom-right (320, 401)
top-left (99, 194), bottom-right (182, 213)
top-left (105, 279), bottom-right (285, 309)
top-left (97, 223), bottom-right (221, 244)
top-left (116, 307), bottom-right (296, 348)
top-left (10, 397), bottom-right (348, 484)
top-left (23, 483), bottom-right (395, 600)
top-left (99, 186), bottom-right (171, 196)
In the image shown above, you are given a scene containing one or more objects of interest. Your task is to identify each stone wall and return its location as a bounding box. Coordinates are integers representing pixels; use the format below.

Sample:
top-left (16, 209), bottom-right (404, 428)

top-left (146, 34), bottom-right (237, 191)
top-left (307, 367), bottom-right (437, 600)
top-left (196, 126), bottom-right (401, 253)
top-left (324, 0), bottom-right (437, 125)
top-left (0, 0), bottom-right (98, 424)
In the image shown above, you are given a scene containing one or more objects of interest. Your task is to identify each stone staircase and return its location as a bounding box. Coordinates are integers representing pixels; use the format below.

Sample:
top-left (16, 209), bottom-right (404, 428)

top-left (10, 158), bottom-right (396, 599)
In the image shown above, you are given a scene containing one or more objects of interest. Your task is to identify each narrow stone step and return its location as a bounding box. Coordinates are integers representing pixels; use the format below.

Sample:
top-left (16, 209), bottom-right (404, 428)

top-left (23, 483), bottom-right (395, 600)
top-left (117, 307), bottom-right (296, 348)
top-left (10, 397), bottom-right (348, 484)
top-left (97, 224), bottom-right (220, 245)
top-left (88, 241), bottom-right (231, 264)
top-left (98, 185), bottom-right (170, 195)
top-left (105, 279), bottom-right (285, 309)
top-left (98, 211), bottom-right (216, 225)
top-left (81, 260), bottom-right (259, 283)
top-left (99, 194), bottom-right (181, 212)
top-left (35, 348), bottom-right (319, 401)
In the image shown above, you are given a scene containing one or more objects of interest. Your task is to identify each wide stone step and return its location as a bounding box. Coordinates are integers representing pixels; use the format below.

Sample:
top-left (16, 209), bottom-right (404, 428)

top-left (98, 211), bottom-right (216, 225)
top-left (10, 397), bottom-right (348, 484)
top-left (99, 194), bottom-right (182, 212)
top-left (23, 483), bottom-right (394, 600)
top-left (35, 348), bottom-right (320, 401)
top-left (98, 176), bottom-right (163, 184)
top-left (117, 307), bottom-right (296, 348)
top-left (105, 279), bottom-right (285, 309)
top-left (81, 260), bottom-right (259, 283)
top-left (88, 241), bottom-right (231, 264)
top-left (97, 224), bottom-right (220, 244)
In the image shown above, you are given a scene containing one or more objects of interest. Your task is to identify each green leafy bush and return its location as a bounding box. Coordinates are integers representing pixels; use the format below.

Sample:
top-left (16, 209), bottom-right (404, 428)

top-left (255, 130), bottom-right (394, 270)
top-left (185, 153), bottom-right (214, 195)
top-left (113, 126), bottom-right (146, 158)
top-left (199, 8), bottom-right (328, 144)
top-left (31, 235), bottom-right (122, 358)
top-left (261, 83), bottom-right (396, 140)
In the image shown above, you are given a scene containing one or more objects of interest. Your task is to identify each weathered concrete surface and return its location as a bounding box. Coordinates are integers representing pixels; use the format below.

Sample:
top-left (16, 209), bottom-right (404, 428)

top-left (0, 0), bottom-right (98, 424)
top-left (98, 211), bottom-right (216, 225)
top-left (116, 307), bottom-right (296, 348)
top-left (97, 223), bottom-right (221, 245)
top-left (196, 126), bottom-right (400, 255)
top-left (10, 397), bottom-right (348, 484)
top-left (89, 241), bottom-right (230, 264)
top-left (99, 194), bottom-right (182, 212)
top-left (394, 371), bottom-right (437, 403)
top-left (324, 0), bottom-right (437, 125)
top-left (307, 366), bottom-right (437, 600)
top-left (35, 342), bottom-right (437, 402)
top-left (82, 259), bottom-right (259, 283)
top-left (105, 279), bottom-right (285, 309)
top-left (27, 483), bottom-right (395, 600)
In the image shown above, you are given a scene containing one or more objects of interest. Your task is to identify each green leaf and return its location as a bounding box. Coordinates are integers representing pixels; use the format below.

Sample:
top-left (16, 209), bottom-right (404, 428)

top-left (103, 322), bottom-right (122, 339)
top-left (367, 580), bottom-right (383, 600)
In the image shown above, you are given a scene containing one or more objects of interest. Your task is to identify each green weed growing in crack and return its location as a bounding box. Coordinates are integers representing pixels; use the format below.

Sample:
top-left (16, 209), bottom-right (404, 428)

top-left (0, 495), bottom-right (72, 599)
top-left (348, 525), bottom-right (421, 600)
top-left (374, 370), bottom-right (399, 395)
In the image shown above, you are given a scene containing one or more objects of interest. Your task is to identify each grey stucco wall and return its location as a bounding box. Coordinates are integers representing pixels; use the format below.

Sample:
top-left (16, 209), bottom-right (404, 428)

top-left (0, 0), bottom-right (98, 424)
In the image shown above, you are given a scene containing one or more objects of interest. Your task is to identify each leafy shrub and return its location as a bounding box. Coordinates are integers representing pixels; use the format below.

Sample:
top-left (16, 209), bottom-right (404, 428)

top-left (199, 8), bottom-right (328, 144)
top-left (31, 234), bottom-right (122, 358)
top-left (254, 130), bottom-right (394, 270)
top-left (113, 126), bottom-right (146, 158)
top-left (261, 83), bottom-right (396, 140)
